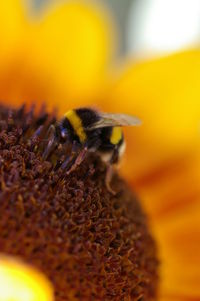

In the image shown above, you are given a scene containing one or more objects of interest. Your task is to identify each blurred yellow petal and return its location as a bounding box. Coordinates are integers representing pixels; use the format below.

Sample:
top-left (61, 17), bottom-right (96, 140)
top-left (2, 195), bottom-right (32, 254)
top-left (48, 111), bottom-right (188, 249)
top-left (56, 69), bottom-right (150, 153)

top-left (0, 0), bottom-right (115, 112)
top-left (155, 201), bottom-right (200, 299)
top-left (0, 254), bottom-right (53, 301)
top-left (160, 296), bottom-right (200, 301)
top-left (130, 147), bottom-right (200, 301)
top-left (0, 0), bottom-right (31, 108)
top-left (26, 0), bottom-right (115, 112)
top-left (133, 148), bottom-right (200, 220)
top-left (104, 49), bottom-right (200, 301)
top-left (104, 49), bottom-right (200, 179)
top-left (0, 0), bottom-right (27, 64)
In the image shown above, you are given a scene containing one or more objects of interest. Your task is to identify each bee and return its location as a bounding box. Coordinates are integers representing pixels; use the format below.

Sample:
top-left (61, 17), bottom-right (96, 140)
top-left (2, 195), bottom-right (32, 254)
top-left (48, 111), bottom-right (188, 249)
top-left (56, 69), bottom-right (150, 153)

top-left (43, 108), bottom-right (141, 194)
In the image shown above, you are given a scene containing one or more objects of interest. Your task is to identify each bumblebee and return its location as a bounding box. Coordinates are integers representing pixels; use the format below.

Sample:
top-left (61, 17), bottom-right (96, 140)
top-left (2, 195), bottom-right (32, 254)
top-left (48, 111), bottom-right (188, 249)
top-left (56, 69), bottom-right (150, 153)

top-left (43, 108), bottom-right (141, 194)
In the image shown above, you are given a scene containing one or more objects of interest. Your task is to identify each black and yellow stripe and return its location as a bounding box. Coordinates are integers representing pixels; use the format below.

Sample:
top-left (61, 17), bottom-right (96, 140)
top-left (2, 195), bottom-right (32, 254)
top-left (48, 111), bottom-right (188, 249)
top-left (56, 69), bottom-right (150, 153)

top-left (64, 109), bottom-right (123, 147)
top-left (64, 110), bottom-right (87, 143)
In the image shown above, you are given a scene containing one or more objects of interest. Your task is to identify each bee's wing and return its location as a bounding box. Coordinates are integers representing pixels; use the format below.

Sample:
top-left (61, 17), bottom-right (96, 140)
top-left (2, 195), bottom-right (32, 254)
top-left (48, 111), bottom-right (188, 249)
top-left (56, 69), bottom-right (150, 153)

top-left (86, 113), bottom-right (142, 130)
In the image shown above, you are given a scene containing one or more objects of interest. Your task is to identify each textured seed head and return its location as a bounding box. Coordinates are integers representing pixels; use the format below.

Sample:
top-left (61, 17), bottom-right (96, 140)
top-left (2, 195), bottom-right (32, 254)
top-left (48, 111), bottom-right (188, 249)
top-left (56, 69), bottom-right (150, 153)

top-left (0, 105), bottom-right (159, 301)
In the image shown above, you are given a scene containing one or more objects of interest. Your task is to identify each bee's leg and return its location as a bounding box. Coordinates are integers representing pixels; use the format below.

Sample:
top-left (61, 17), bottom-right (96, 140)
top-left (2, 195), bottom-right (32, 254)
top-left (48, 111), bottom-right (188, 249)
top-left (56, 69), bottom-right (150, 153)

top-left (110, 147), bottom-right (119, 164)
top-left (105, 147), bottom-right (119, 195)
top-left (66, 146), bottom-right (88, 175)
top-left (42, 125), bottom-right (58, 160)
top-left (64, 136), bottom-right (101, 174)
top-left (60, 141), bottom-right (80, 170)
top-left (105, 165), bottom-right (116, 195)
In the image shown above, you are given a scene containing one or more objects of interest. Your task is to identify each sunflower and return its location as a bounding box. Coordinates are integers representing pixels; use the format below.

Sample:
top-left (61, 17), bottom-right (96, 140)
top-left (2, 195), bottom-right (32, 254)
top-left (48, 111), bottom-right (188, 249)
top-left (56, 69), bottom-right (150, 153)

top-left (0, 0), bottom-right (200, 300)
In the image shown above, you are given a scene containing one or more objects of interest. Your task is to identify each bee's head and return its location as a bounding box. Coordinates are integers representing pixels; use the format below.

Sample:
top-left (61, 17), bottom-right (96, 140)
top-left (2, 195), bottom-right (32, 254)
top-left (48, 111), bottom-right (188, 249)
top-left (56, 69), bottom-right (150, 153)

top-left (59, 117), bottom-right (73, 142)
top-left (60, 127), bottom-right (69, 139)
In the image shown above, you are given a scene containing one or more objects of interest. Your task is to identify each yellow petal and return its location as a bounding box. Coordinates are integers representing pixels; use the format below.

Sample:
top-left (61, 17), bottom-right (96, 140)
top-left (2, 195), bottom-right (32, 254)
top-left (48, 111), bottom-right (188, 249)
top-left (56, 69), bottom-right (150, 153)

top-left (0, 0), bottom-right (31, 108)
top-left (154, 201), bottom-right (200, 299)
top-left (0, 0), bottom-right (27, 64)
top-left (105, 49), bottom-right (200, 179)
top-left (0, 1), bottom-right (115, 111)
top-left (0, 254), bottom-right (54, 301)
top-left (104, 49), bottom-right (200, 300)
top-left (131, 147), bottom-right (200, 301)
top-left (132, 148), bottom-right (200, 220)
top-left (25, 0), bottom-right (115, 112)
top-left (160, 295), bottom-right (200, 301)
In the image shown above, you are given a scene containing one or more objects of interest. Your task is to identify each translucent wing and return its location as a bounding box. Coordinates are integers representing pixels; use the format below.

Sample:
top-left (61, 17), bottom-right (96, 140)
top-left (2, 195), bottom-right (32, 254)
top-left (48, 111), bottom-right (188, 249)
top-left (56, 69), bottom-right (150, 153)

top-left (86, 112), bottom-right (142, 130)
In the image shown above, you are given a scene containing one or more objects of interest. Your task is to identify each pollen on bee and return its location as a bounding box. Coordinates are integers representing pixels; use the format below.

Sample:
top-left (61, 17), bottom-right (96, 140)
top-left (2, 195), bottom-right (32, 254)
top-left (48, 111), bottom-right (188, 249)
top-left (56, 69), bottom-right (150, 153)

top-left (110, 127), bottom-right (122, 145)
